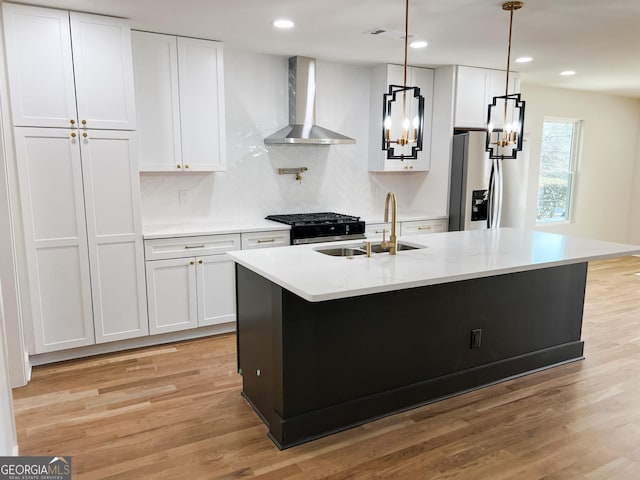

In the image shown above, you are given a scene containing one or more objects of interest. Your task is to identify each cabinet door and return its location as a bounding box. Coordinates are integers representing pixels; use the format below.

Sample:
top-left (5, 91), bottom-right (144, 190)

top-left (454, 66), bottom-right (489, 129)
top-left (2, 4), bottom-right (77, 128)
top-left (177, 37), bottom-right (226, 171)
top-left (487, 69), bottom-right (520, 100)
top-left (70, 12), bottom-right (137, 130)
top-left (132, 31), bottom-right (183, 172)
top-left (196, 255), bottom-right (236, 327)
top-left (146, 258), bottom-right (198, 334)
top-left (13, 128), bottom-right (94, 353)
top-left (409, 66), bottom-right (433, 172)
top-left (80, 130), bottom-right (148, 343)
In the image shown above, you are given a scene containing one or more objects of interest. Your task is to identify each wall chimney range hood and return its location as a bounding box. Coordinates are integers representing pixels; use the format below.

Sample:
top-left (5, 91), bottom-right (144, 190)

top-left (264, 56), bottom-right (355, 145)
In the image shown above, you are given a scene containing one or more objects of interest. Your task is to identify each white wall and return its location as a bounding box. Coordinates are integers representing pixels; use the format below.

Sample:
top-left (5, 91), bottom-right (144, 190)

top-left (140, 49), bottom-right (451, 225)
top-left (0, 283), bottom-right (18, 455)
top-left (521, 84), bottom-right (640, 243)
top-left (0, 8), bottom-right (30, 388)
top-left (629, 123), bottom-right (640, 244)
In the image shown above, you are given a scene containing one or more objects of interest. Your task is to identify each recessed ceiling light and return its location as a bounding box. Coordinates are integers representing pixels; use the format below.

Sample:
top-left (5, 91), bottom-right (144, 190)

top-left (515, 56), bottom-right (532, 63)
top-left (409, 41), bottom-right (428, 49)
top-left (560, 70), bottom-right (576, 76)
top-left (273, 19), bottom-right (294, 29)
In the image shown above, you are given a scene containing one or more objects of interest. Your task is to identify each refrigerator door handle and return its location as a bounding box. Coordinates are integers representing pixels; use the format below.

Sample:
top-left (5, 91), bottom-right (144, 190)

top-left (487, 158), bottom-right (503, 229)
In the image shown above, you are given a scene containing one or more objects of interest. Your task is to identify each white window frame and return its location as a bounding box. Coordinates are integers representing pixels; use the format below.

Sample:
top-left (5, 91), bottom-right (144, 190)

top-left (536, 117), bottom-right (582, 225)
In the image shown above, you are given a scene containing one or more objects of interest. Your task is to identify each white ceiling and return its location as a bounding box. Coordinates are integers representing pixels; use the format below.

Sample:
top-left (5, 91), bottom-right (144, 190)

top-left (11, 0), bottom-right (640, 98)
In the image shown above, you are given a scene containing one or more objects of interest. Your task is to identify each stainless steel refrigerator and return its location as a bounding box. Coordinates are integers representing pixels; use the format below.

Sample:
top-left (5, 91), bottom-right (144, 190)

top-left (448, 131), bottom-right (528, 231)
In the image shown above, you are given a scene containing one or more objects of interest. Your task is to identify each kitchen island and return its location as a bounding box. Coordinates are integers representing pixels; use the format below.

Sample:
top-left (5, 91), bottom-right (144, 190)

top-left (228, 228), bottom-right (640, 449)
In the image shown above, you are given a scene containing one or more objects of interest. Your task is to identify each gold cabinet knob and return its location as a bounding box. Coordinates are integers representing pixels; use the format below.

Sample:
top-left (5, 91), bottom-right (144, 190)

top-left (82, 132), bottom-right (88, 138)
top-left (189, 260), bottom-right (195, 265)
top-left (81, 120), bottom-right (87, 126)
top-left (70, 132), bottom-right (77, 138)
top-left (70, 119), bottom-right (76, 125)
top-left (198, 259), bottom-right (203, 264)
top-left (184, 164), bottom-right (190, 169)
top-left (177, 164), bottom-right (182, 169)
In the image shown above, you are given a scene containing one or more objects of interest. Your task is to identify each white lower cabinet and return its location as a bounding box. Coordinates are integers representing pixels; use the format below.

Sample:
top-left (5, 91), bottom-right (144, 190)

top-left (366, 219), bottom-right (448, 240)
top-left (144, 234), bottom-right (240, 334)
top-left (197, 255), bottom-right (236, 327)
top-left (365, 222), bottom-right (392, 240)
top-left (145, 257), bottom-right (198, 334)
top-left (400, 219), bottom-right (448, 235)
top-left (240, 230), bottom-right (290, 250)
top-left (14, 127), bottom-right (147, 353)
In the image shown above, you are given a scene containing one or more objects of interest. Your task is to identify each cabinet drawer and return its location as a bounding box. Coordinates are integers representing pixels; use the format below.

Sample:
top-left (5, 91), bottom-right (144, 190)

top-left (241, 230), bottom-right (290, 249)
top-left (365, 222), bottom-right (392, 239)
top-left (144, 234), bottom-right (241, 260)
top-left (401, 220), bottom-right (447, 236)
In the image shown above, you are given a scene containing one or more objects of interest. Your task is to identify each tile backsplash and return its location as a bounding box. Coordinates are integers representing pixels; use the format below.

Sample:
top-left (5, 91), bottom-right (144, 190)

top-left (140, 49), bottom-right (448, 225)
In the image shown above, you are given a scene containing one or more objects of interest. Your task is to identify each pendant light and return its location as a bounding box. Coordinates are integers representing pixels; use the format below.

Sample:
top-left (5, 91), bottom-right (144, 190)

top-left (382, 0), bottom-right (425, 161)
top-left (486, 1), bottom-right (526, 160)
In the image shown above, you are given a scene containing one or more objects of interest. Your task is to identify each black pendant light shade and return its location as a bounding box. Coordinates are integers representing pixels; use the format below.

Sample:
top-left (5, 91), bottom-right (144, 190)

top-left (486, 93), bottom-right (525, 159)
top-left (380, 0), bottom-right (425, 161)
top-left (382, 84), bottom-right (425, 160)
top-left (486, 1), bottom-right (526, 160)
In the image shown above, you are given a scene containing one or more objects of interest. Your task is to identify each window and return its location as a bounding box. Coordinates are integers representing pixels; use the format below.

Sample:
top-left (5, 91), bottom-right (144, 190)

top-left (536, 119), bottom-right (582, 223)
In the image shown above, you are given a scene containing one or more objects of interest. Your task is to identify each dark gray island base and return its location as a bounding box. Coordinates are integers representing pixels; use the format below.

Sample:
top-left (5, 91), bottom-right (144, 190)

top-left (236, 262), bottom-right (588, 449)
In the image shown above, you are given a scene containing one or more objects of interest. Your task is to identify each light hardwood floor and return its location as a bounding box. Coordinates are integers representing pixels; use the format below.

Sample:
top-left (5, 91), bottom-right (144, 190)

top-left (12, 257), bottom-right (640, 479)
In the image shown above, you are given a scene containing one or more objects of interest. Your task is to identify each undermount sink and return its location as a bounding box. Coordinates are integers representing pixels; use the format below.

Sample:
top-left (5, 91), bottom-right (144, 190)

top-left (315, 242), bottom-right (423, 257)
top-left (368, 242), bottom-right (420, 254)
top-left (316, 247), bottom-right (367, 257)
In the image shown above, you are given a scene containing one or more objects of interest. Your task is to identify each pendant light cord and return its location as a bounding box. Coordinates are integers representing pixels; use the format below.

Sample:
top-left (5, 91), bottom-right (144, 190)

top-left (403, 0), bottom-right (409, 87)
top-left (505, 7), bottom-right (513, 97)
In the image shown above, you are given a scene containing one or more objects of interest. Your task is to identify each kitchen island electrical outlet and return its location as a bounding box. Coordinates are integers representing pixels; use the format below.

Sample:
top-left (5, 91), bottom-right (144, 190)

top-left (178, 190), bottom-right (189, 205)
top-left (470, 329), bottom-right (482, 349)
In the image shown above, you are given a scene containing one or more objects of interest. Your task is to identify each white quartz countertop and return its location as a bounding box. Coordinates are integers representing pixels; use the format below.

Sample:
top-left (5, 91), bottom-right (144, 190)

top-left (142, 212), bottom-right (443, 239)
top-left (143, 219), bottom-right (291, 239)
top-left (228, 228), bottom-right (640, 302)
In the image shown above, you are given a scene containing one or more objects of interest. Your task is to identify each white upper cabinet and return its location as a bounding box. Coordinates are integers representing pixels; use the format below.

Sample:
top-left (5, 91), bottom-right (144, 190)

top-left (2, 4), bottom-right (77, 128)
top-left (131, 31), bottom-right (182, 171)
top-left (69, 13), bottom-right (137, 130)
top-left (454, 65), bottom-right (520, 129)
top-left (178, 37), bottom-right (226, 171)
top-left (2, 3), bottom-right (136, 130)
top-left (369, 64), bottom-right (434, 172)
top-left (132, 31), bottom-right (226, 172)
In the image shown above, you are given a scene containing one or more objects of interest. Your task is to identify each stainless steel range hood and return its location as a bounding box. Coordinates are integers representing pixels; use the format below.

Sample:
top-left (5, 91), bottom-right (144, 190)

top-left (264, 56), bottom-right (355, 145)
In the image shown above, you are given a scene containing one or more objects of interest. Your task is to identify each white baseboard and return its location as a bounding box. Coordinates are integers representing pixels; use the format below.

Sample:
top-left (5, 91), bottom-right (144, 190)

top-left (29, 323), bottom-right (235, 366)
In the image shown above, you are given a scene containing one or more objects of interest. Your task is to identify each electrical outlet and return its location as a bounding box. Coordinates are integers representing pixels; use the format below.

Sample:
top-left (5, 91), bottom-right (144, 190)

top-left (470, 329), bottom-right (482, 349)
top-left (178, 190), bottom-right (189, 205)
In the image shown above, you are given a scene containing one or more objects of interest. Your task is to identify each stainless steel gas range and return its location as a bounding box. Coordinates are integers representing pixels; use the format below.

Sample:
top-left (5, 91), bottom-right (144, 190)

top-left (265, 212), bottom-right (366, 245)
